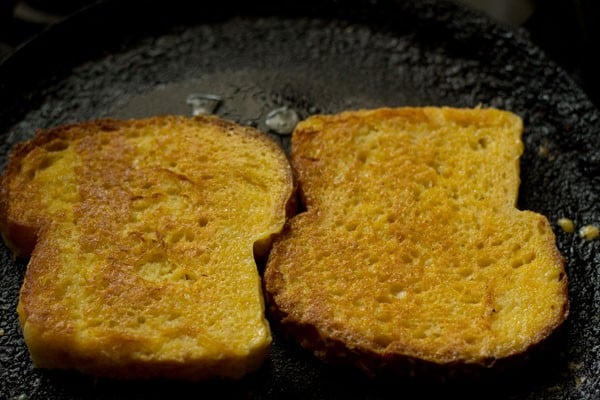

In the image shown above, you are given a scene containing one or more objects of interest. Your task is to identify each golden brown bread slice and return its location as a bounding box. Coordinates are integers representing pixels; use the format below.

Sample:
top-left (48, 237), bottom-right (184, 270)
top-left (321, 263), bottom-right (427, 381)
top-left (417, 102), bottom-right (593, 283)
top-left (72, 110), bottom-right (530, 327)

top-left (0, 115), bottom-right (293, 379)
top-left (264, 107), bottom-right (568, 371)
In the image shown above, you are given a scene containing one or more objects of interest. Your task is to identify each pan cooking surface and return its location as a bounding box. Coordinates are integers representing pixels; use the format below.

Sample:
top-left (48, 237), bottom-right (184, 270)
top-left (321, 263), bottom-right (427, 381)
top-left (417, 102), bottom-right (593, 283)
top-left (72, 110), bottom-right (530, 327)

top-left (0, 1), bottom-right (598, 398)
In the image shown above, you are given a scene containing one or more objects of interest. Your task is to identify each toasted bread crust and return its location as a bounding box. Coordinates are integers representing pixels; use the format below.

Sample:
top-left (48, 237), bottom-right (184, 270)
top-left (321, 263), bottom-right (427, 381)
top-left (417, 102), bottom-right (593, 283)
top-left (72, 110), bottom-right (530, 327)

top-left (1, 115), bottom-right (293, 379)
top-left (265, 107), bottom-right (568, 373)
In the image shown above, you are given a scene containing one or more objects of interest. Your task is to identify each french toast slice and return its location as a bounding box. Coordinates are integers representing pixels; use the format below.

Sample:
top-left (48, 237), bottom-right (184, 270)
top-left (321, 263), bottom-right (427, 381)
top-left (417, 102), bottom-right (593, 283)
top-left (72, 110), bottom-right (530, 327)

top-left (0, 115), bottom-right (293, 379)
top-left (265, 107), bottom-right (568, 371)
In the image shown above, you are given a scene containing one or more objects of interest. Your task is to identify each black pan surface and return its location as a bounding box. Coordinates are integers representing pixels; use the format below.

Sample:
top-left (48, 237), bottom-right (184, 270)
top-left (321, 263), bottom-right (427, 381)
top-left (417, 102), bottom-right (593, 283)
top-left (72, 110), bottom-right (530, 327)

top-left (0, 1), bottom-right (598, 399)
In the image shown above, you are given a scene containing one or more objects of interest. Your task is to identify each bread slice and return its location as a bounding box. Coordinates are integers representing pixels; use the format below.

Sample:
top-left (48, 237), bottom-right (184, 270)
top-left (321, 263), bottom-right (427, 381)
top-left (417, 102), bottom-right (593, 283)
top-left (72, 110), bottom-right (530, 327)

top-left (264, 107), bottom-right (568, 372)
top-left (0, 115), bottom-right (293, 379)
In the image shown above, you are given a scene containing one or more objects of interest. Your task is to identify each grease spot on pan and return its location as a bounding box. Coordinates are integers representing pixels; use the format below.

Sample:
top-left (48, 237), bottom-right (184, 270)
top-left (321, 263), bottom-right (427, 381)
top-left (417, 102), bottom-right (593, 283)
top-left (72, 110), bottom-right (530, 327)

top-left (265, 106), bottom-right (299, 135)
top-left (186, 93), bottom-right (222, 116)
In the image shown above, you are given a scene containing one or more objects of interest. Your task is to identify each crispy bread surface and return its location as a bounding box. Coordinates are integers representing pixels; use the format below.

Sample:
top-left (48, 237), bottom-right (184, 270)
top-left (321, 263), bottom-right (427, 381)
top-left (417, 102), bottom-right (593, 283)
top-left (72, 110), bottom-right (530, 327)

top-left (1, 115), bottom-right (293, 379)
top-left (265, 107), bottom-right (568, 370)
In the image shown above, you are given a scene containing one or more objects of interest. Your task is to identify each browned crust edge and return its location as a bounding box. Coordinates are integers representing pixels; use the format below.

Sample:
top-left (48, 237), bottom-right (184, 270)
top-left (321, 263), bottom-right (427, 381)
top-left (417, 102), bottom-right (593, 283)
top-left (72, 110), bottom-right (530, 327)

top-left (264, 273), bottom-right (569, 379)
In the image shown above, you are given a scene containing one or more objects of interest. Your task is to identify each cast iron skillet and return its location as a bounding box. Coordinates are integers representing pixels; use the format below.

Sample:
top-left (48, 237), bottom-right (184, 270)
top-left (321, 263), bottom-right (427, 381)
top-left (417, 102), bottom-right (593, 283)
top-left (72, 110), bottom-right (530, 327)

top-left (0, 0), bottom-right (598, 399)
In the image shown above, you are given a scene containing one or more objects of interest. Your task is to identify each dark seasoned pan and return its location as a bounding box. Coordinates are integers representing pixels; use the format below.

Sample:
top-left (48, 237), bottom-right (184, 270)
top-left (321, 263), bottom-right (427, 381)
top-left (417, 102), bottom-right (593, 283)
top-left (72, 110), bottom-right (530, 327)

top-left (0, 1), bottom-right (598, 398)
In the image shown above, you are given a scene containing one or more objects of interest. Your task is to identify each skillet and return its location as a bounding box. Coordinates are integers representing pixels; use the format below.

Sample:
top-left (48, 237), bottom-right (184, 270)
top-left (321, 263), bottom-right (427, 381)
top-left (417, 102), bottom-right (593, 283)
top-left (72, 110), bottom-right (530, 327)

top-left (0, 0), bottom-right (598, 398)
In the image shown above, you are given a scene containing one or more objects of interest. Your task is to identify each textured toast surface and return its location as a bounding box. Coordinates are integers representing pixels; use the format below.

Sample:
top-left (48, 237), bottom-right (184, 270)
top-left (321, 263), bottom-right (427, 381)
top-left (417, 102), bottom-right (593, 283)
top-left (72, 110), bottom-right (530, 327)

top-left (265, 107), bottom-right (568, 368)
top-left (0, 115), bottom-right (293, 379)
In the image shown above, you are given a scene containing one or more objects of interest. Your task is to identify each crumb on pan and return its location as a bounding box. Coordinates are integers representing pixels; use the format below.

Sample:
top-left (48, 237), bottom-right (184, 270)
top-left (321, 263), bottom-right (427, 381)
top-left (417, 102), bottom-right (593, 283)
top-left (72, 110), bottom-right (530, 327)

top-left (557, 218), bottom-right (575, 233)
top-left (579, 225), bottom-right (599, 240)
